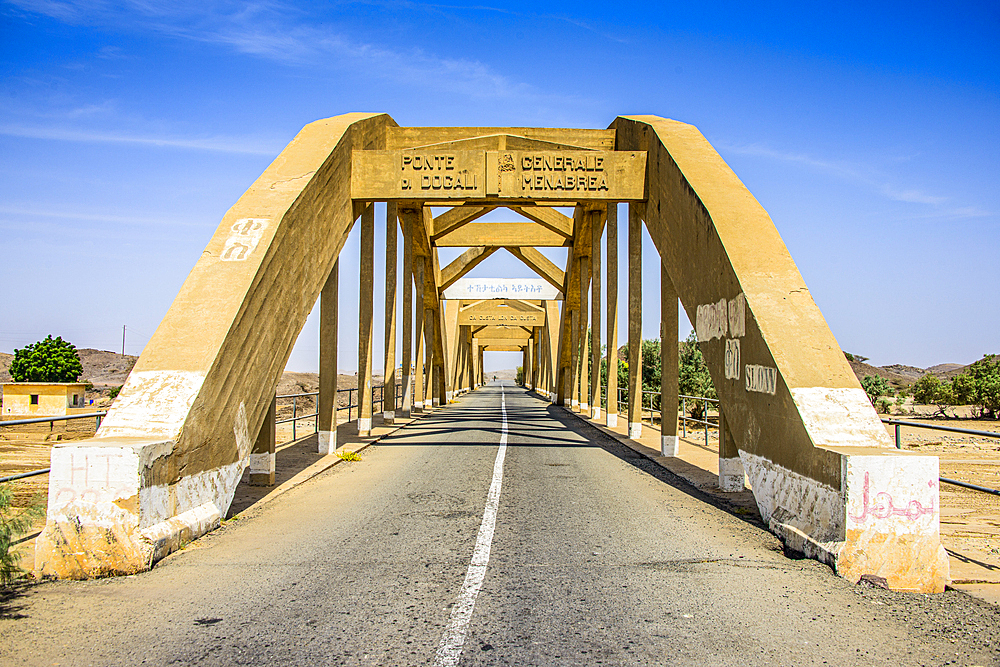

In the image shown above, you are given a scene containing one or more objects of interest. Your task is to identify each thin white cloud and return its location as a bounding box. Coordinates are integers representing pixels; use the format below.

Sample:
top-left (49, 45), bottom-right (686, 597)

top-left (0, 123), bottom-right (279, 155)
top-left (722, 141), bottom-right (989, 219)
top-left (7, 0), bottom-right (568, 103)
top-left (0, 205), bottom-right (211, 227)
top-left (879, 186), bottom-right (946, 206)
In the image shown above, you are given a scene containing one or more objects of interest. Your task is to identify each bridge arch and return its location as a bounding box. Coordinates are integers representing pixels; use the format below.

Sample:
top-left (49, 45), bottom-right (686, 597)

top-left (36, 114), bottom-right (947, 593)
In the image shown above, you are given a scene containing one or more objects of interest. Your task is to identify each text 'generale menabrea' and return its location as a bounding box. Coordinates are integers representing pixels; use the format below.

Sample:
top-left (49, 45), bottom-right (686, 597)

top-left (398, 152), bottom-right (610, 192)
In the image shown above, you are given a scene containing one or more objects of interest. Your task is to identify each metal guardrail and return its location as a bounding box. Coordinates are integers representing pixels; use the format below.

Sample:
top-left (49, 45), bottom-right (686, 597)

top-left (881, 417), bottom-right (1000, 496)
top-left (598, 386), bottom-right (720, 447)
top-left (276, 383), bottom-right (407, 442)
top-left (0, 411), bottom-right (109, 483)
top-left (0, 383), bottom-right (416, 482)
top-left (0, 411), bottom-right (107, 429)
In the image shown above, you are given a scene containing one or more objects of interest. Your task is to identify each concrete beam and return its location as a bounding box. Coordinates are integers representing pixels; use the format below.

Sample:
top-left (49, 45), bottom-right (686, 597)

top-left (503, 246), bottom-right (566, 291)
top-left (509, 205), bottom-right (574, 238)
top-left (627, 203), bottom-right (642, 438)
top-left (385, 127), bottom-right (616, 150)
top-left (357, 203), bottom-right (375, 436)
top-left (606, 203), bottom-right (619, 427)
top-left (433, 223), bottom-right (572, 247)
top-left (318, 261), bottom-right (339, 454)
top-left (590, 209), bottom-right (602, 420)
top-left (440, 246), bottom-right (500, 291)
top-left (660, 261), bottom-right (679, 456)
top-left (431, 205), bottom-right (495, 240)
top-left (384, 203), bottom-right (398, 423)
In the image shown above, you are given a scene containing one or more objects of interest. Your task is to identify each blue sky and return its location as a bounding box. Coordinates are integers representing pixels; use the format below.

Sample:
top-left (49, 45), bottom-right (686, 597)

top-left (1, 1), bottom-right (997, 373)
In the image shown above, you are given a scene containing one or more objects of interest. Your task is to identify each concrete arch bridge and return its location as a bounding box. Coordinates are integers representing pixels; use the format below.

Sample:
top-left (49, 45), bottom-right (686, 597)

top-left (36, 114), bottom-right (948, 593)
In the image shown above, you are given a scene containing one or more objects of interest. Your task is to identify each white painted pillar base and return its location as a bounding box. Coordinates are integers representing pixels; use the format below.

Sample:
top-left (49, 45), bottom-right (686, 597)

top-left (357, 417), bottom-right (372, 436)
top-left (580, 402), bottom-right (589, 413)
top-left (383, 410), bottom-right (395, 424)
top-left (249, 452), bottom-right (275, 486)
top-left (591, 406), bottom-right (601, 420)
top-left (571, 398), bottom-right (579, 409)
top-left (446, 391), bottom-right (453, 401)
top-left (719, 456), bottom-right (746, 492)
top-left (414, 399), bottom-right (424, 410)
top-left (606, 413), bottom-right (618, 428)
top-left (318, 430), bottom-right (337, 455)
top-left (563, 397), bottom-right (571, 406)
top-left (629, 422), bottom-right (642, 439)
top-left (661, 435), bottom-right (679, 457)
top-left (432, 397), bottom-right (440, 407)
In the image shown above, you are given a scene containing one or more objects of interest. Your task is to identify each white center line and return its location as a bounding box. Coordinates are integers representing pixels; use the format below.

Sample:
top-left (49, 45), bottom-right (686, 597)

top-left (433, 384), bottom-right (508, 666)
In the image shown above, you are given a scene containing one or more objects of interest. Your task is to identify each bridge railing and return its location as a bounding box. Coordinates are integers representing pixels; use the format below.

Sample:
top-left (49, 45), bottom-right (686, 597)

top-left (276, 382), bottom-right (408, 443)
top-left (0, 412), bottom-right (108, 484)
top-left (880, 418), bottom-right (1000, 496)
top-left (586, 386), bottom-right (1000, 496)
top-left (597, 386), bottom-right (721, 447)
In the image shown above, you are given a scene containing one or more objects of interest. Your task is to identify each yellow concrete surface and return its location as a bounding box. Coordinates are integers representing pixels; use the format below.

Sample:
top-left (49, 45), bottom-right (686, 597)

top-left (2, 383), bottom-right (89, 416)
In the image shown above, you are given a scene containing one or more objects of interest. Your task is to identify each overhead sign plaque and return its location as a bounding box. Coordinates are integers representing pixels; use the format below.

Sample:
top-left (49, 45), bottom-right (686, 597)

top-left (442, 278), bottom-right (562, 300)
top-left (352, 150), bottom-right (645, 201)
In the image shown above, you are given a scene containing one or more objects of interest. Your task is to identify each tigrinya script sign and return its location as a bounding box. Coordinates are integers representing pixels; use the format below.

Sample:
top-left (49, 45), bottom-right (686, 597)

top-left (442, 278), bottom-right (562, 301)
top-left (352, 150), bottom-right (646, 201)
top-left (459, 308), bottom-right (545, 326)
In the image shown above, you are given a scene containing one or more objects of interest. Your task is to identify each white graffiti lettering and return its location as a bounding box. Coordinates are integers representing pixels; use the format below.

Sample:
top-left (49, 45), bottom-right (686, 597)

top-left (221, 218), bottom-right (269, 262)
top-left (725, 339), bottom-right (741, 380)
top-left (696, 298), bottom-right (728, 342)
top-left (745, 364), bottom-right (777, 394)
top-left (728, 292), bottom-right (745, 338)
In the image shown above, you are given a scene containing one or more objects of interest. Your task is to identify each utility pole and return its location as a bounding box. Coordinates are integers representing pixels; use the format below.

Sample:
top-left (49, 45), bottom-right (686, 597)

top-left (122, 325), bottom-right (126, 356)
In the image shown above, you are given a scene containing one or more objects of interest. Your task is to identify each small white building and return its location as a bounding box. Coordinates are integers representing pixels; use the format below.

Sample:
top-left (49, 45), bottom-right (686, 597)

top-left (1, 382), bottom-right (89, 417)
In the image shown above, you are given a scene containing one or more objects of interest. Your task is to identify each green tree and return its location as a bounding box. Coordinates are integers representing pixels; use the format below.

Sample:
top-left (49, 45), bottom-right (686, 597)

top-left (9, 335), bottom-right (83, 383)
top-left (515, 366), bottom-right (524, 385)
top-left (860, 375), bottom-right (892, 407)
top-left (959, 354), bottom-right (1000, 419)
top-left (679, 331), bottom-right (716, 418)
top-left (950, 373), bottom-right (976, 406)
top-left (912, 374), bottom-right (942, 405)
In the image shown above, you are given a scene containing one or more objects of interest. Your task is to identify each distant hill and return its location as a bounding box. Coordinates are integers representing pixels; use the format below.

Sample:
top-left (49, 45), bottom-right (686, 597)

top-left (846, 358), bottom-right (970, 389)
top-left (0, 346), bottom-right (977, 398)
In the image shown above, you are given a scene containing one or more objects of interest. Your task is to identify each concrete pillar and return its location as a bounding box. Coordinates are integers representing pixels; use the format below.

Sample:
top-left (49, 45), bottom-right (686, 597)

top-left (383, 202), bottom-right (398, 424)
top-left (471, 337), bottom-right (478, 389)
top-left (468, 330), bottom-right (475, 390)
top-left (718, 411), bottom-right (745, 491)
top-left (357, 203), bottom-right (375, 436)
top-left (661, 260), bottom-right (679, 456)
top-left (318, 260), bottom-right (339, 454)
top-left (414, 256), bottom-right (425, 410)
top-left (590, 210), bottom-right (602, 420)
top-left (627, 203), bottom-right (642, 439)
top-left (401, 214), bottom-right (413, 417)
top-left (569, 308), bottom-right (579, 409)
top-left (249, 395), bottom-right (276, 486)
top-left (424, 309), bottom-right (435, 407)
top-left (533, 331), bottom-right (541, 391)
top-left (606, 202), bottom-right (619, 428)
top-left (545, 301), bottom-right (560, 403)
top-left (578, 256), bottom-right (590, 413)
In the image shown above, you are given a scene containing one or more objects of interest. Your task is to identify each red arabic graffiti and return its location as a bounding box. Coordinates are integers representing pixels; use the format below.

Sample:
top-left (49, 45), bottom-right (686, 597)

top-left (850, 472), bottom-right (935, 522)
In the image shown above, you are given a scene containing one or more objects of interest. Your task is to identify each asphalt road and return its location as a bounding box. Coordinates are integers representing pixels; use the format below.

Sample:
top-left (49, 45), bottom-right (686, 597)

top-left (2, 383), bottom-right (998, 666)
